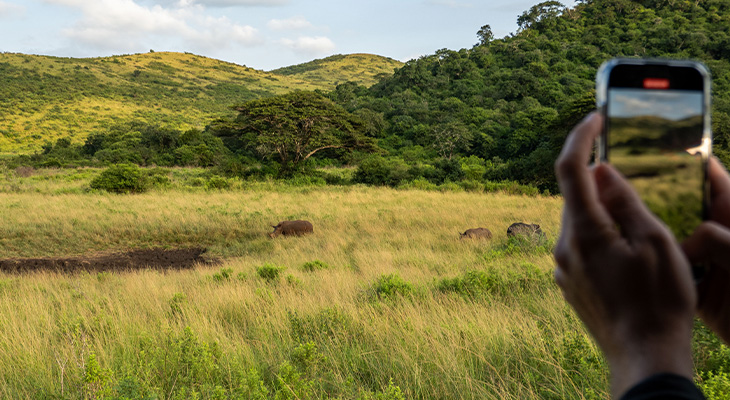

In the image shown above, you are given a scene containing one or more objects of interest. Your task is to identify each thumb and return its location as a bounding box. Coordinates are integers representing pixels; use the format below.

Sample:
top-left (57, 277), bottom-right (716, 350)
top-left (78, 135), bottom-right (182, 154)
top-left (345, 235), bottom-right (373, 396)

top-left (594, 163), bottom-right (664, 240)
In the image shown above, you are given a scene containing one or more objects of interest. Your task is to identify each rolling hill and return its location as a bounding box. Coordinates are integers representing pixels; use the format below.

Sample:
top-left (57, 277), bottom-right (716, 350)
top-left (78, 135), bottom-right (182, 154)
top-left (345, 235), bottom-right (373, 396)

top-left (0, 52), bottom-right (403, 153)
top-left (271, 53), bottom-right (404, 88)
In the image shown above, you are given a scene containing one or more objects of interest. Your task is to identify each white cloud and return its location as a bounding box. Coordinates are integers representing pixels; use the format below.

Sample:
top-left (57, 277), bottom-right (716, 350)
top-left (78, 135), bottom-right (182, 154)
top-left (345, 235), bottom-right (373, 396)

top-left (425, 0), bottom-right (474, 8)
top-left (195, 0), bottom-right (288, 6)
top-left (0, 1), bottom-right (25, 17)
top-left (43, 0), bottom-right (261, 53)
top-left (280, 36), bottom-right (335, 56)
top-left (267, 16), bottom-right (313, 31)
top-left (147, 0), bottom-right (287, 6)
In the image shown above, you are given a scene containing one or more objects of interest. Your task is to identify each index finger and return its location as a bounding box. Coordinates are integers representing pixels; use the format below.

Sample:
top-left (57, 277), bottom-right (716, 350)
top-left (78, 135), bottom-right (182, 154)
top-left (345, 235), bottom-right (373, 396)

top-left (554, 112), bottom-right (604, 219)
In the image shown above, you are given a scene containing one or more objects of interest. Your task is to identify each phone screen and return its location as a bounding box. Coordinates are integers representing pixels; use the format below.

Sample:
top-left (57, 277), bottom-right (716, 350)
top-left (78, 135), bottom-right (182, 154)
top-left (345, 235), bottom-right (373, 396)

top-left (605, 63), bottom-right (708, 240)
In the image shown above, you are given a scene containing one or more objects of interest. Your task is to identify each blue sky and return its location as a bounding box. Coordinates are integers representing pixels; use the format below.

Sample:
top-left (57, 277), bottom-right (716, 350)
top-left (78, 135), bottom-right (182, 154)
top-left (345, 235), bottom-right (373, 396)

top-left (609, 89), bottom-right (704, 121)
top-left (0, 0), bottom-right (578, 71)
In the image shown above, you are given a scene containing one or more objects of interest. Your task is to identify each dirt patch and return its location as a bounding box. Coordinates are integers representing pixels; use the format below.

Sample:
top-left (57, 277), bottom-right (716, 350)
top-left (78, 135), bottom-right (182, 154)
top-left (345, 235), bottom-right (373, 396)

top-left (0, 248), bottom-right (219, 274)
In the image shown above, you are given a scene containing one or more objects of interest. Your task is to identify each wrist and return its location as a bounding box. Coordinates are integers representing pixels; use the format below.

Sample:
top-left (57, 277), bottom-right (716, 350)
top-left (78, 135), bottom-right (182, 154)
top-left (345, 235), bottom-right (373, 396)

top-left (605, 326), bottom-right (694, 398)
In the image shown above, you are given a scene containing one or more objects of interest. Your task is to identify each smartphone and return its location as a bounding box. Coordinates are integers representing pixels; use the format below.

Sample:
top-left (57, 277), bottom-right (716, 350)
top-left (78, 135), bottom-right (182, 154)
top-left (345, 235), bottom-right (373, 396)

top-left (596, 58), bottom-right (711, 241)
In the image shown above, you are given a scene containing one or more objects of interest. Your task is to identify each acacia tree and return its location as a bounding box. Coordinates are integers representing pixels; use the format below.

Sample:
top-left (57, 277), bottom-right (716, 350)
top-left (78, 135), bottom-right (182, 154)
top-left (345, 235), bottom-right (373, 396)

top-left (231, 90), bottom-right (376, 171)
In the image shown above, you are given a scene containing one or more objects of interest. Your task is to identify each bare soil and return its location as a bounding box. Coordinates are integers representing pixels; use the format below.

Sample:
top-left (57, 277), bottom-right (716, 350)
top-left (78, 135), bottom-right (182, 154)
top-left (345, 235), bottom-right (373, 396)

top-left (0, 248), bottom-right (219, 274)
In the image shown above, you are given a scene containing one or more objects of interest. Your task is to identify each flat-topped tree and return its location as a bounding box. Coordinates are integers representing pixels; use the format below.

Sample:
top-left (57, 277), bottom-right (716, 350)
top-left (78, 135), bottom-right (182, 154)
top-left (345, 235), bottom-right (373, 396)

top-left (230, 90), bottom-right (376, 173)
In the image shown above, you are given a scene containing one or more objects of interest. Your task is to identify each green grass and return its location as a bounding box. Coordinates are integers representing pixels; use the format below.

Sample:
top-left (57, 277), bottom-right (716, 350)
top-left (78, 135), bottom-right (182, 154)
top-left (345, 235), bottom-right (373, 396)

top-left (0, 170), bottom-right (722, 399)
top-left (0, 168), bottom-right (612, 399)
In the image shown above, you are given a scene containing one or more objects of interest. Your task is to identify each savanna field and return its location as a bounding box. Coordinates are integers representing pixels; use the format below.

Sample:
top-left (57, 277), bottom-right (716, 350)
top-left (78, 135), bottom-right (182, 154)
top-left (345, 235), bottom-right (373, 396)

top-left (3, 1), bottom-right (730, 398)
top-left (0, 167), bottom-right (727, 400)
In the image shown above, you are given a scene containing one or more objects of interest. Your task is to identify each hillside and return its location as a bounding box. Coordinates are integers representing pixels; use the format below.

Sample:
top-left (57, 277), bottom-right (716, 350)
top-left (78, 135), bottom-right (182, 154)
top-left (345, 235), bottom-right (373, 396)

top-left (270, 53), bottom-right (404, 88)
top-left (331, 0), bottom-right (730, 192)
top-left (0, 52), bottom-right (402, 153)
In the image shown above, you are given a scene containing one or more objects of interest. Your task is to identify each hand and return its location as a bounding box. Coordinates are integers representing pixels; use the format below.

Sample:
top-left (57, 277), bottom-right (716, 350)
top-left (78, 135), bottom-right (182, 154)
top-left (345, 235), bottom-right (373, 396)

top-left (554, 112), bottom-right (697, 397)
top-left (683, 157), bottom-right (730, 344)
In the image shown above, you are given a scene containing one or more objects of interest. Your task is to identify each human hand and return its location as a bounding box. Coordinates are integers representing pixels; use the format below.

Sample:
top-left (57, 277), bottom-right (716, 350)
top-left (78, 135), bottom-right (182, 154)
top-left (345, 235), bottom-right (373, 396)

top-left (683, 157), bottom-right (730, 344)
top-left (554, 112), bottom-right (697, 397)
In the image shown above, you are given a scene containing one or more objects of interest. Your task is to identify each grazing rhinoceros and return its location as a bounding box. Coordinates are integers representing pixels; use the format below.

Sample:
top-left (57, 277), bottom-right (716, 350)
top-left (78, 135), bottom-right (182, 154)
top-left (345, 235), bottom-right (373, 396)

top-left (459, 227), bottom-right (493, 240)
top-left (269, 220), bottom-right (314, 238)
top-left (506, 222), bottom-right (544, 239)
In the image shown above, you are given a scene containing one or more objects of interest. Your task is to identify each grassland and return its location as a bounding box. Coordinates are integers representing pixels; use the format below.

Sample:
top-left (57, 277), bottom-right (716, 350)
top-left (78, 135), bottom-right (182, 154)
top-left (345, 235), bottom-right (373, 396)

top-left (1, 168), bottom-right (728, 399)
top-left (0, 52), bottom-right (402, 154)
top-left (0, 167), bottom-right (611, 399)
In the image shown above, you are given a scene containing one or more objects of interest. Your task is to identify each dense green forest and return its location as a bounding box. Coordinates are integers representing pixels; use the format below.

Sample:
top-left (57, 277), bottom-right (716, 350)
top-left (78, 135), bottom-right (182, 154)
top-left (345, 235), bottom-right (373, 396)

top-left (5, 0), bottom-right (730, 193)
top-left (321, 0), bottom-right (730, 192)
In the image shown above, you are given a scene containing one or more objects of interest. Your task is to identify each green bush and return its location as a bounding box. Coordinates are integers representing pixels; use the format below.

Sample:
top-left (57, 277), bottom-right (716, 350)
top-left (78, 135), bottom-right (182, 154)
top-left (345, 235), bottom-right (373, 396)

top-left (257, 264), bottom-right (285, 282)
top-left (206, 175), bottom-right (231, 190)
top-left (435, 270), bottom-right (498, 299)
top-left (436, 264), bottom-right (552, 299)
top-left (353, 156), bottom-right (393, 186)
top-left (90, 163), bottom-right (149, 193)
top-left (367, 274), bottom-right (414, 301)
top-left (212, 268), bottom-right (233, 282)
top-left (302, 260), bottom-right (331, 272)
top-left (483, 180), bottom-right (540, 196)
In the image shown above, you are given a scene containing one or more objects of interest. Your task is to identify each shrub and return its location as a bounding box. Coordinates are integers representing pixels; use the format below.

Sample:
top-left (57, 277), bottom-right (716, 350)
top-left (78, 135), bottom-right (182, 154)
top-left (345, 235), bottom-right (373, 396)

top-left (90, 163), bottom-right (148, 193)
top-left (302, 260), bottom-right (331, 272)
top-left (206, 175), bottom-right (231, 190)
top-left (367, 274), bottom-right (414, 301)
top-left (257, 264), bottom-right (285, 282)
top-left (353, 156), bottom-right (391, 186)
top-left (398, 177), bottom-right (437, 191)
top-left (483, 180), bottom-right (540, 196)
top-left (436, 265), bottom-right (551, 299)
top-left (212, 268), bottom-right (233, 282)
top-left (483, 235), bottom-right (552, 261)
top-left (436, 270), bottom-right (498, 299)
top-left (286, 274), bottom-right (302, 287)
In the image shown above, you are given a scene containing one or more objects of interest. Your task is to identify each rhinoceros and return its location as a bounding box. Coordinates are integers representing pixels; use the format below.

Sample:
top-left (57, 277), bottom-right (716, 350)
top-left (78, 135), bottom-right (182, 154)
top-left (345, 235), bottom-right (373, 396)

top-left (506, 222), bottom-right (544, 239)
top-left (269, 220), bottom-right (314, 238)
top-left (459, 227), bottom-right (493, 240)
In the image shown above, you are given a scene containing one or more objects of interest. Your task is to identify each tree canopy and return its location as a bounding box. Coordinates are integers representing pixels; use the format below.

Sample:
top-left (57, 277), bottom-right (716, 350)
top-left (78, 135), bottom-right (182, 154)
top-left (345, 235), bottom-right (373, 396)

top-left (221, 91), bottom-right (376, 172)
top-left (325, 0), bottom-right (730, 192)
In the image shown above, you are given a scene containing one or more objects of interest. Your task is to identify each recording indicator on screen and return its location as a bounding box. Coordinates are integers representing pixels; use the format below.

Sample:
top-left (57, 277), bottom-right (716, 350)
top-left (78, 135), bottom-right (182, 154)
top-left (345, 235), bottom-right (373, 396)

top-left (643, 78), bottom-right (670, 89)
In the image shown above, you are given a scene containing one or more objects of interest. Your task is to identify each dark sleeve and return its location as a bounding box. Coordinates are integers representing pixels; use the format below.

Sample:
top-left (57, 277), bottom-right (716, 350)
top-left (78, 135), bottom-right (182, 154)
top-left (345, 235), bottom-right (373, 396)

top-left (620, 373), bottom-right (705, 400)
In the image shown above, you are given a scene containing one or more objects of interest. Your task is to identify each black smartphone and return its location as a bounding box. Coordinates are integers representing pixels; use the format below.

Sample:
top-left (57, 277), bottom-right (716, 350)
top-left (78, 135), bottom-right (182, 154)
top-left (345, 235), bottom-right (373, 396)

top-left (596, 58), bottom-right (712, 241)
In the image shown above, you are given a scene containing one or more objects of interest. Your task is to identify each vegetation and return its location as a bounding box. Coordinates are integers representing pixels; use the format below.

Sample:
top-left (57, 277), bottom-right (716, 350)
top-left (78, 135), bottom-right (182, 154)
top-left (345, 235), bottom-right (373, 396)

top-left (0, 174), bottom-right (726, 398)
top-left (213, 91), bottom-right (378, 175)
top-left (0, 52), bottom-right (401, 153)
top-left (3, 0), bottom-right (730, 397)
top-left (89, 163), bottom-right (149, 193)
top-left (7, 1), bottom-right (729, 193)
top-left (324, 0), bottom-right (730, 192)
top-left (270, 53), bottom-right (403, 88)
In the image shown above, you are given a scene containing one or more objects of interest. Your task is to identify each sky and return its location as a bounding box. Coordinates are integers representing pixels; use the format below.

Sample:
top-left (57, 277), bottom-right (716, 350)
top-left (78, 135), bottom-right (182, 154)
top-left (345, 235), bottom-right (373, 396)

top-left (0, 0), bottom-right (578, 71)
top-left (609, 89), bottom-right (704, 121)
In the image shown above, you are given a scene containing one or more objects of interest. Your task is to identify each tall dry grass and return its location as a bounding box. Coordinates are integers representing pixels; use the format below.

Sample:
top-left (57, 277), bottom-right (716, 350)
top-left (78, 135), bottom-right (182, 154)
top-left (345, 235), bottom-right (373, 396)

top-left (0, 182), bottom-right (611, 399)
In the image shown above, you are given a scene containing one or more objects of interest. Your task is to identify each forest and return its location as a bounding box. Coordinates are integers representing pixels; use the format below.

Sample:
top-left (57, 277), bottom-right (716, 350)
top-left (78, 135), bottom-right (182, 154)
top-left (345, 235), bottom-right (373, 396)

top-left (4, 0), bottom-right (730, 195)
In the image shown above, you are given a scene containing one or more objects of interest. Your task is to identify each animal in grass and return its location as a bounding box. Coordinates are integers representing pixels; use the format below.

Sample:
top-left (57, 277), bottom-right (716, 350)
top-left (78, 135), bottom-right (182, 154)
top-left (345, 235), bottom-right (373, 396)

top-left (459, 227), bottom-right (493, 240)
top-left (269, 220), bottom-right (314, 238)
top-left (506, 222), bottom-right (544, 238)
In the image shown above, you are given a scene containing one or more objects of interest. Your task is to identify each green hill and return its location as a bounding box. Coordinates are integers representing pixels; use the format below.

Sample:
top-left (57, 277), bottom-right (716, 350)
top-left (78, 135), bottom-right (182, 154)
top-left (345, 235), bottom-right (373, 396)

top-left (0, 52), bottom-right (402, 153)
top-left (330, 0), bottom-right (730, 192)
top-left (270, 53), bottom-right (404, 88)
